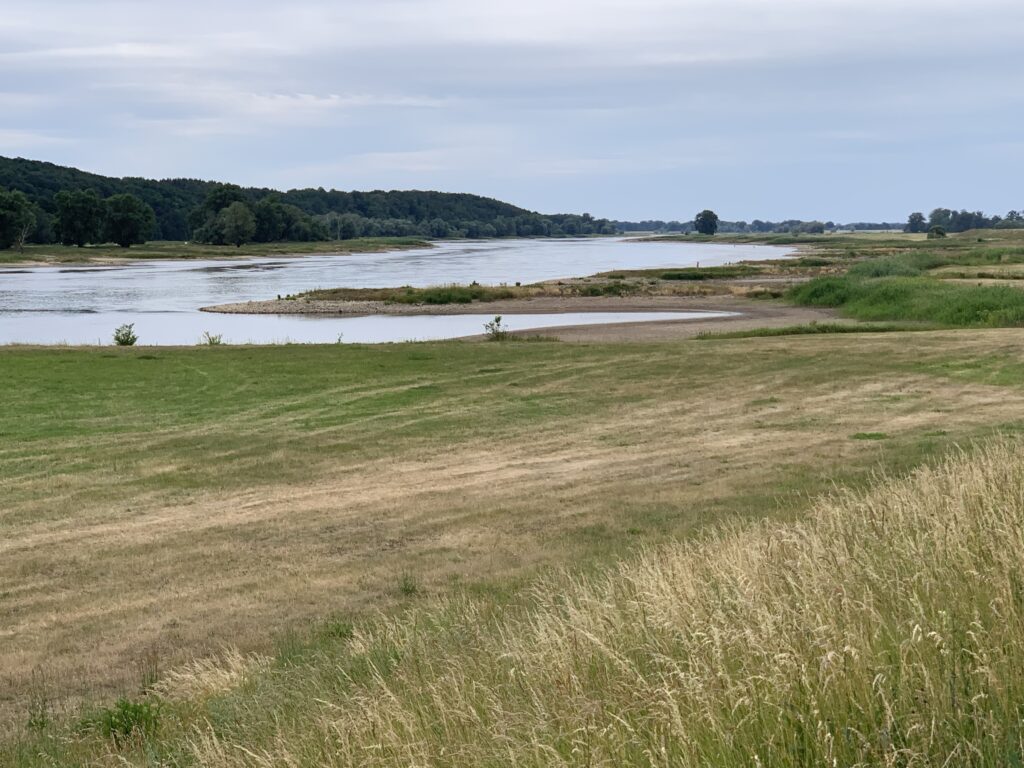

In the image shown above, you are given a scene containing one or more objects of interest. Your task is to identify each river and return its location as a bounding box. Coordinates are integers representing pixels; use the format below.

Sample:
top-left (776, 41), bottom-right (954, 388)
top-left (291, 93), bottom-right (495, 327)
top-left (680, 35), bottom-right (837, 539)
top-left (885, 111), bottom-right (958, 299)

top-left (0, 237), bottom-right (790, 345)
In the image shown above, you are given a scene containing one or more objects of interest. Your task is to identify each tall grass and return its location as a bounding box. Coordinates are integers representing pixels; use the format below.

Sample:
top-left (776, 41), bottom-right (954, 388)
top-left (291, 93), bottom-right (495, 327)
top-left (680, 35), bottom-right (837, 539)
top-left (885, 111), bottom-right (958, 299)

top-left (790, 250), bottom-right (1024, 326)
top-left (791, 276), bottom-right (1024, 326)
top-left (163, 440), bottom-right (1024, 766)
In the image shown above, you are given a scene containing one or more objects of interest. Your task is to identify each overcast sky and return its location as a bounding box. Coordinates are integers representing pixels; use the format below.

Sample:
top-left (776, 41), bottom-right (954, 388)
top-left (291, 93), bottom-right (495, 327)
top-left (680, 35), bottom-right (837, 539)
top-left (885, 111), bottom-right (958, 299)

top-left (2, 0), bottom-right (1022, 221)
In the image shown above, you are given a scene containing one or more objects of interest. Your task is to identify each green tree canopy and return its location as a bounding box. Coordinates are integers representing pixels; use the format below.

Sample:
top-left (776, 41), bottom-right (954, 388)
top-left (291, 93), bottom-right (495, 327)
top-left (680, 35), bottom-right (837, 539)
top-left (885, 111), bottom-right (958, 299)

top-left (218, 202), bottom-right (256, 247)
top-left (905, 212), bottom-right (927, 233)
top-left (55, 189), bottom-right (105, 246)
top-left (0, 188), bottom-right (36, 251)
top-left (104, 193), bottom-right (156, 248)
top-left (694, 209), bottom-right (720, 235)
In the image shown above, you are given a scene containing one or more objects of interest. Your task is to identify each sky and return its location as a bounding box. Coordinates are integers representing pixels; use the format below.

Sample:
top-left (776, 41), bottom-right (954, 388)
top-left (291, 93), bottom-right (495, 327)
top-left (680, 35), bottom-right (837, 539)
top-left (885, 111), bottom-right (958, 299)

top-left (1, 0), bottom-right (1022, 222)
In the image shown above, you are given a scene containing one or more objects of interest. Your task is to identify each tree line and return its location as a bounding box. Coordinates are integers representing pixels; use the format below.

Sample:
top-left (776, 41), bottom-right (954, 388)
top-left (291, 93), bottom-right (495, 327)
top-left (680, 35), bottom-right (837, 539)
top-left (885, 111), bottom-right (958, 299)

top-left (904, 209), bottom-right (1024, 235)
top-left (0, 187), bottom-right (156, 250)
top-left (0, 156), bottom-right (616, 249)
top-left (614, 217), bottom-right (905, 234)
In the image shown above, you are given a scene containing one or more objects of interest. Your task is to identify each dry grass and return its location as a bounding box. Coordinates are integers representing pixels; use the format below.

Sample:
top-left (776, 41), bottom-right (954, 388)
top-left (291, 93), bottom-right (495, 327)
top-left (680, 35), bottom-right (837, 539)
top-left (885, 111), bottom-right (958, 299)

top-left (176, 438), bottom-right (1024, 767)
top-left (4, 331), bottom-right (1024, 739)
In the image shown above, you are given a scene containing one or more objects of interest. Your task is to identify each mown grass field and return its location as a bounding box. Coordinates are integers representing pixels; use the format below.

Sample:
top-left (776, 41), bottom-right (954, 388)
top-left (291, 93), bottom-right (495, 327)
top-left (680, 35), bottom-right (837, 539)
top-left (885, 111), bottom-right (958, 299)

top-left (83, 439), bottom-right (1024, 767)
top-left (5, 329), bottom-right (1024, 764)
top-left (0, 237), bottom-right (429, 264)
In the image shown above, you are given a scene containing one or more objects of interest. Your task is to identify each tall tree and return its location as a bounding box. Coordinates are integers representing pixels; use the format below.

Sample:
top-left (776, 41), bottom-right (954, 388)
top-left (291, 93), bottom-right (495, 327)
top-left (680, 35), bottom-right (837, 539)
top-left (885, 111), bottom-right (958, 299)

top-left (694, 209), bottom-right (719, 236)
top-left (0, 188), bottom-right (36, 251)
top-left (104, 193), bottom-right (156, 247)
top-left (55, 189), bottom-right (105, 246)
top-left (905, 212), bottom-right (927, 233)
top-left (928, 208), bottom-right (953, 232)
top-left (217, 202), bottom-right (256, 247)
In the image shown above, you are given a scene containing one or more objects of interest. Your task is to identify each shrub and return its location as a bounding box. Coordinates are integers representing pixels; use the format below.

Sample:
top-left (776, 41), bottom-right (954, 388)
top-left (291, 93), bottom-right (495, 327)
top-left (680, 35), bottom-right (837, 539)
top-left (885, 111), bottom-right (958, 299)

top-left (199, 331), bottom-right (224, 346)
top-left (112, 323), bottom-right (138, 346)
top-left (484, 315), bottom-right (509, 341)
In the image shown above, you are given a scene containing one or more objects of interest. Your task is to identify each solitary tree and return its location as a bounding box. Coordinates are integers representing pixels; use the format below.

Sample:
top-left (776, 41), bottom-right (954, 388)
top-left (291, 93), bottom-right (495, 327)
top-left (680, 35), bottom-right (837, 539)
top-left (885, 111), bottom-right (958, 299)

top-left (218, 202), bottom-right (256, 247)
top-left (55, 189), bottom-right (105, 246)
top-left (0, 188), bottom-right (36, 251)
top-left (104, 193), bottom-right (156, 247)
top-left (905, 212), bottom-right (927, 233)
top-left (694, 209), bottom-right (720, 236)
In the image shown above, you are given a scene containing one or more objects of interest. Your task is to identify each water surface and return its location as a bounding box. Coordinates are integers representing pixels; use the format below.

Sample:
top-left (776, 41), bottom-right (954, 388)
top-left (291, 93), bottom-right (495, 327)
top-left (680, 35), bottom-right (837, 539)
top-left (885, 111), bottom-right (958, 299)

top-left (0, 238), bottom-right (785, 344)
top-left (0, 310), bottom-right (734, 346)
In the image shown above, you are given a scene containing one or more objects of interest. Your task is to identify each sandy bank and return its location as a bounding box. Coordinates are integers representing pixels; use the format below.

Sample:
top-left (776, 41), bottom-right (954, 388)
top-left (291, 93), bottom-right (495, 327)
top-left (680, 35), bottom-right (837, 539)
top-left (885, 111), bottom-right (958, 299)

top-left (203, 294), bottom-right (840, 342)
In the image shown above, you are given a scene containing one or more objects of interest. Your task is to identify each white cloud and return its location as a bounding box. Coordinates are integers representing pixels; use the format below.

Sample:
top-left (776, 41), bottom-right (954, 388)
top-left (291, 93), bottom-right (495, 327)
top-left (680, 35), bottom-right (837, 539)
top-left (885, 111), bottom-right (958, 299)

top-left (1, 0), bottom-right (1023, 219)
top-left (0, 129), bottom-right (72, 151)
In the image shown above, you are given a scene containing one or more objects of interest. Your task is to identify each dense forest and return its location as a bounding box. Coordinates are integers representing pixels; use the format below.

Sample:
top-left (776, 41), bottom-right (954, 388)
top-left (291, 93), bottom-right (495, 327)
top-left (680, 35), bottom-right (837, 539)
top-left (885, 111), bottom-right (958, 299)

top-left (0, 156), bottom-right (616, 247)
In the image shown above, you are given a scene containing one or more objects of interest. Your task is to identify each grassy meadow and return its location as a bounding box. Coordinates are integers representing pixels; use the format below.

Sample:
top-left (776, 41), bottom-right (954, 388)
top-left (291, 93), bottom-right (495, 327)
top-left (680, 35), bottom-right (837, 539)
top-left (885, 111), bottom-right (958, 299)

top-left (0, 237), bottom-right (430, 264)
top-left (119, 440), bottom-right (1024, 766)
top-left (5, 328), bottom-right (1024, 764)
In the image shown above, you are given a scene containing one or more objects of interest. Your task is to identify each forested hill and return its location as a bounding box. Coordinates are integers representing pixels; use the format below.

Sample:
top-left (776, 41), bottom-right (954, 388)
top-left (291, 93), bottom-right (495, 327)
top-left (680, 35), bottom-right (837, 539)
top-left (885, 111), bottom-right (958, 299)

top-left (0, 156), bottom-right (616, 243)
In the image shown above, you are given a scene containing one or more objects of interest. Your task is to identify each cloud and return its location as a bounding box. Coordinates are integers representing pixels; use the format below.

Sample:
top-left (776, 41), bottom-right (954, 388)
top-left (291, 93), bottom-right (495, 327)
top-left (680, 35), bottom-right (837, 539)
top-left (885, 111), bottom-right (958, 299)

top-left (0, 129), bottom-right (72, 151)
top-left (1, 0), bottom-right (1023, 219)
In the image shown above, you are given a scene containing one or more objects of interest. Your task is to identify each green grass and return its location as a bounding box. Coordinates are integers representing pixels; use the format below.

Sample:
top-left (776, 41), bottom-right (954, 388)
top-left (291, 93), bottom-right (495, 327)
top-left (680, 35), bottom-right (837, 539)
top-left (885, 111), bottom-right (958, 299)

top-left (0, 237), bottom-right (430, 264)
top-left (301, 283), bottom-right (520, 304)
top-left (695, 322), bottom-right (909, 339)
top-left (7, 333), bottom-right (1024, 763)
top-left (659, 265), bottom-right (763, 280)
top-left (791, 275), bottom-right (1024, 326)
top-left (788, 248), bottom-right (1024, 327)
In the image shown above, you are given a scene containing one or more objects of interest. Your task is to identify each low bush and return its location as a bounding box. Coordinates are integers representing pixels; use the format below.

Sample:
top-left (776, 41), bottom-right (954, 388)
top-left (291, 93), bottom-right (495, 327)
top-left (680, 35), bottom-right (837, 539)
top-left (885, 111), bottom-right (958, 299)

top-left (81, 698), bottom-right (159, 747)
top-left (483, 315), bottom-right (509, 341)
top-left (112, 323), bottom-right (138, 346)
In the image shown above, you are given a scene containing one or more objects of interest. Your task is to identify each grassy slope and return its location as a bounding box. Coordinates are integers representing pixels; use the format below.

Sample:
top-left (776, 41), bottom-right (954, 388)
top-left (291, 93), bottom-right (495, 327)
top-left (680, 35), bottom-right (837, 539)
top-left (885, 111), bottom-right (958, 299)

top-left (5, 332), bottom-right (1024, 762)
top-left (781, 236), bottom-right (1024, 327)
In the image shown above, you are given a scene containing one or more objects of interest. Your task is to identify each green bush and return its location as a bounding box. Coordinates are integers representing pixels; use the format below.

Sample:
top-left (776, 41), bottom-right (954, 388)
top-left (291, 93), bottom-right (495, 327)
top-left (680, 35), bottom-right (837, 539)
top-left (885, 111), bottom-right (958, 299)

top-left (82, 698), bottom-right (160, 747)
top-left (112, 323), bottom-right (138, 346)
top-left (392, 285), bottom-right (516, 305)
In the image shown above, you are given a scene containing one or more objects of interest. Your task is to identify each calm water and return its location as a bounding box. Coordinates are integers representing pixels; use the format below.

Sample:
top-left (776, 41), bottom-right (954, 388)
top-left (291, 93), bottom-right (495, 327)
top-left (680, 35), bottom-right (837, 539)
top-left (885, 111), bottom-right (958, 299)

top-left (0, 238), bottom-right (787, 345)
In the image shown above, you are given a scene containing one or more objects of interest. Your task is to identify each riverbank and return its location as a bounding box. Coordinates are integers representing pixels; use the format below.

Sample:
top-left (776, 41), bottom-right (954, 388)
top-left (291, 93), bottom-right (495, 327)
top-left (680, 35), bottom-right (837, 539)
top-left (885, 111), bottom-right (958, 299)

top-left (0, 237), bottom-right (431, 265)
top-left (205, 294), bottom-right (839, 340)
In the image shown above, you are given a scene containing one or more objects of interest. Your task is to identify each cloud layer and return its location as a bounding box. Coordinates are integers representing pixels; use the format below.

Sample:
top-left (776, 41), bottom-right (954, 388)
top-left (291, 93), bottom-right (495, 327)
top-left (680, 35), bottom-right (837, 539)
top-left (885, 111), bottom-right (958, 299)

top-left (2, 0), bottom-right (1022, 219)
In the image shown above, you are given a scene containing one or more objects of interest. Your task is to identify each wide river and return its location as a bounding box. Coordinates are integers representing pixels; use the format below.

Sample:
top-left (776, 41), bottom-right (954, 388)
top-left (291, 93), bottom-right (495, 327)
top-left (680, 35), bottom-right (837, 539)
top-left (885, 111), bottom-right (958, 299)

top-left (0, 237), bottom-right (790, 345)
